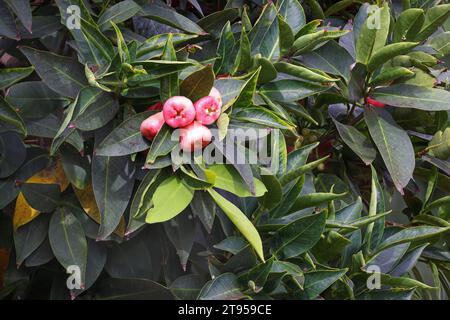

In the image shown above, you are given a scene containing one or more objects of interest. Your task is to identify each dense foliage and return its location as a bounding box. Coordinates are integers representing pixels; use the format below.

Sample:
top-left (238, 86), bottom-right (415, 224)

top-left (1, 0), bottom-right (450, 300)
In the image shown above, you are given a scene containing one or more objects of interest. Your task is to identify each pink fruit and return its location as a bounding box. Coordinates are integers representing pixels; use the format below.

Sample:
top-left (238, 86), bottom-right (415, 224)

top-left (140, 112), bottom-right (164, 141)
top-left (209, 87), bottom-right (222, 108)
top-left (194, 96), bottom-right (221, 125)
top-left (163, 96), bottom-right (196, 128)
top-left (146, 102), bottom-right (163, 111)
top-left (179, 122), bottom-right (212, 152)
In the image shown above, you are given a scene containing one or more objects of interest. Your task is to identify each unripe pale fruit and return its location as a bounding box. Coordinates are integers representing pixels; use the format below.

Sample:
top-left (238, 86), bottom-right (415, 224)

top-left (366, 97), bottom-right (386, 108)
top-left (209, 87), bottom-right (222, 108)
top-left (179, 122), bottom-right (212, 152)
top-left (194, 96), bottom-right (221, 125)
top-left (140, 112), bottom-right (164, 141)
top-left (146, 102), bottom-right (163, 111)
top-left (163, 96), bottom-right (196, 128)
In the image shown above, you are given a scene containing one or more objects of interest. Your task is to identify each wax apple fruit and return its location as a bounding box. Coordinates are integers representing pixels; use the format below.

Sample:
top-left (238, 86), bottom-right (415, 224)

top-left (179, 122), bottom-right (212, 152)
top-left (194, 96), bottom-right (221, 125)
top-left (366, 97), bottom-right (386, 108)
top-left (163, 96), bottom-right (196, 128)
top-left (140, 112), bottom-right (164, 141)
top-left (209, 87), bottom-right (222, 108)
top-left (147, 102), bottom-right (163, 111)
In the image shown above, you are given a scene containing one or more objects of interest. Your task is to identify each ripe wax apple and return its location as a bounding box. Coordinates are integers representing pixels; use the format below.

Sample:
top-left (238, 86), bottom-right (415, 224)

top-left (209, 87), bottom-right (222, 108)
top-left (163, 96), bottom-right (196, 128)
top-left (146, 102), bottom-right (163, 111)
top-left (179, 122), bottom-right (212, 152)
top-left (194, 96), bottom-right (221, 125)
top-left (140, 112), bottom-right (164, 141)
top-left (366, 97), bottom-right (386, 108)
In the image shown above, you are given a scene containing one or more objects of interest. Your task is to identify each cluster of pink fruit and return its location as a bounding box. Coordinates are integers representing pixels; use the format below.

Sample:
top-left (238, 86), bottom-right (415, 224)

top-left (140, 87), bottom-right (222, 152)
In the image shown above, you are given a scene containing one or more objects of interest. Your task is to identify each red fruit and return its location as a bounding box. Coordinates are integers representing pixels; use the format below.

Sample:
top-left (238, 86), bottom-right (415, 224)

top-left (147, 102), bottom-right (163, 111)
top-left (209, 87), bottom-right (222, 108)
top-left (179, 122), bottom-right (212, 152)
top-left (140, 112), bottom-right (164, 141)
top-left (194, 96), bottom-right (221, 125)
top-left (366, 97), bottom-right (386, 108)
top-left (163, 96), bottom-right (196, 128)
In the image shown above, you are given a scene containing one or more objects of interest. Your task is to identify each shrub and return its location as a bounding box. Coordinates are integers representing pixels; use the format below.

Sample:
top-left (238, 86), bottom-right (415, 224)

top-left (0, 0), bottom-right (450, 300)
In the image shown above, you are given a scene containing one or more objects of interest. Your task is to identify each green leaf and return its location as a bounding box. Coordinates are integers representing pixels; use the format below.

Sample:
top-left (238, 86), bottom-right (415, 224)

top-left (214, 21), bottom-right (235, 74)
top-left (324, 0), bottom-right (354, 16)
top-left (355, 3), bottom-right (390, 65)
top-left (259, 169), bottom-right (283, 210)
top-left (332, 118), bottom-right (376, 165)
top-left (292, 29), bottom-right (349, 55)
top-left (392, 8), bottom-right (425, 43)
top-left (367, 42), bottom-right (418, 71)
top-left (92, 153), bottom-right (135, 240)
top-left (372, 84), bottom-right (450, 111)
top-left (0, 95), bottom-right (26, 136)
top-left (4, 0), bottom-right (32, 32)
top-left (145, 124), bottom-right (177, 164)
top-left (170, 275), bottom-right (205, 300)
top-left (364, 107), bottom-right (415, 193)
top-left (97, 0), bottom-right (141, 31)
top-left (213, 78), bottom-right (245, 108)
top-left (60, 144), bottom-right (90, 190)
top-left (21, 183), bottom-right (60, 212)
top-left (160, 34), bottom-right (179, 102)
top-left (278, 16), bottom-right (294, 57)
top-left (140, 2), bottom-right (206, 35)
top-left (369, 67), bottom-right (414, 86)
top-left (14, 214), bottom-right (49, 266)
top-left (375, 226), bottom-right (450, 254)
top-left (233, 68), bottom-right (261, 109)
top-left (145, 176), bottom-right (194, 224)
top-left (234, 107), bottom-right (295, 130)
top-left (197, 8), bottom-right (239, 37)
top-left (234, 26), bottom-right (252, 73)
top-left (277, 0), bottom-right (306, 34)
top-left (137, 33), bottom-right (198, 60)
top-left (49, 207), bottom-right (87, 286)
top-left (198, 273), bottom-right (245, 300)
top-left (0, 0), bottom-right (19, 39)
top-left (379, 274), bottom-right (434, 290)
top-left (19, 47), bottom-right (88, 98)
top-left (259, 80), bottom-right (329, 102)
top-left (289, 192), bottom-right (347, 213)
top-left (271, 211), bottom-right (326, 259)
top-left (280, 156), bottom-right (330, 186)
top-left (208, 164), bottom-right (267, 198)
top-left (300, 41), bottom-right (353, 81)
top-left (301, 269), bottom-right (348, 299)
top-left (128, 170), bottom-right (163, 224)
top-left (95, 111), bottom-right (154, 157)
top-left (364, 166), bottom-right (386, 252)
top-left (415, 4), bottom-right (450, 42)
top-left (73, 87), bottom-right (119, 131)
top-left (207, 188), bottom-right (264, 262)
top-left (274, 62), bottom-right (338, 83)
top-left (248, 2), bottom-right (279, 59)
top-left (190, 191), bottom-right (216, 233)
top-left (6, 81), bottom-right (70, 119)
top-left (180, 65), bottom-right (215, 102)
top-left (216, 113), bottom-right (229, 141)
top-left (95, 278), bottom-right (172, 300)
top-left (164, 212), bottom-right (195, 270)
top-left (0, 67), bottom-right (34, 89)
top-left (0, 132), bottom-right (26, 178)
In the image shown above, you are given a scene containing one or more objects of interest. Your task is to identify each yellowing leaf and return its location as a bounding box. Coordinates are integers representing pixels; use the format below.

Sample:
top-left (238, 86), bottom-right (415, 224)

top-left (74, 184), bottom-right (125, 237)
top-left (13, 160), bottom-right (69, 230)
